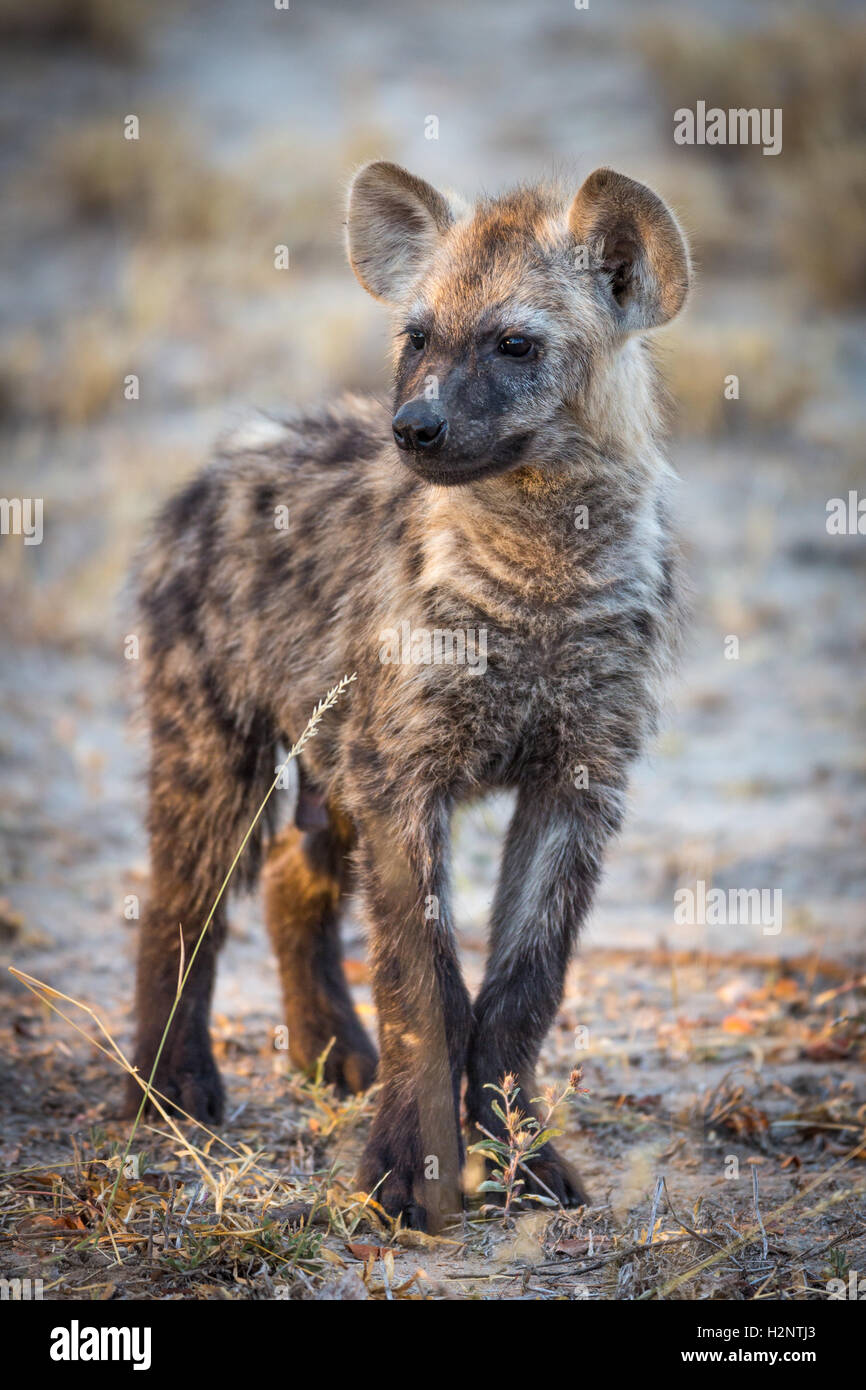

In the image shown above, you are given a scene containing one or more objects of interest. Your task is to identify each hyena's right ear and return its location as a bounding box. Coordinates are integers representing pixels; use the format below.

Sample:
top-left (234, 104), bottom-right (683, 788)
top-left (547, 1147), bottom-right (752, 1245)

top-left (346, 161), bottom-right (455, 302)
top-left (569, 168), bottom-right (691, 330)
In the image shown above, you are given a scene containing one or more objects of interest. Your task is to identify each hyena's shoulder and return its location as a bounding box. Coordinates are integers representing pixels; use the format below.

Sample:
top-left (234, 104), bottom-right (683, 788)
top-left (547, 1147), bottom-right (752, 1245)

top-left (133, 393), bottom-right (396, 658)
top-left (139, 393), bottom-right (391, 579)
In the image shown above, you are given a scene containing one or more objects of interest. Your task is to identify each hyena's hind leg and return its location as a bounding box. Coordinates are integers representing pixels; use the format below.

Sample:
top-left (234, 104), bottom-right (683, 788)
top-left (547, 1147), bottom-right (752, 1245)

top-left (262, 782), bottom-right (377, 1095)
top-left (127, 662), bottom-right (278, 1127)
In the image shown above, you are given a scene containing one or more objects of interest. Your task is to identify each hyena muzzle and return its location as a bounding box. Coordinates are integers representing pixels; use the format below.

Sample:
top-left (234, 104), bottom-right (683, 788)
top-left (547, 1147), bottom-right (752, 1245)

top-left (128, 162), bottom-right (690, 1231)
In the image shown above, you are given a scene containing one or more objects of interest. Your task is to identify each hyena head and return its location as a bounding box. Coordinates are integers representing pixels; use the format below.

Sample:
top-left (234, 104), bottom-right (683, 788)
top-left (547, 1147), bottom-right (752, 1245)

top-left (347, 161), bottom-right (691, 486)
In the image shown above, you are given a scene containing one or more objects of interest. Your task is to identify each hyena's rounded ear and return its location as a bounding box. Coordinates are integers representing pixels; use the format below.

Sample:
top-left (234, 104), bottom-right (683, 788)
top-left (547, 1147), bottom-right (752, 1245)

top-left (568, 168), bottom-right (691, 330)
top-left (346, 161), bottom-right (455, 302)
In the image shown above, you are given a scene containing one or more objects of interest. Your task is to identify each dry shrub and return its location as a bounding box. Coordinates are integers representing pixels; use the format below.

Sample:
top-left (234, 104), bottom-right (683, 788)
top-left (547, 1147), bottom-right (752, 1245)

top-left (640, 15), bottom-right (866, 159)
top-left (47, 116), bottom-right (393, 253)
top-left (0, 315), bottom-right (139, 427)
top-left (780, 144), bottom-right (866, 309)
top-left (51, 119), bottom-right (244, 243)
top-left (639, 15), bottom-right (866, 306)
top-left (662, 323), bottom-right (817, 438)
top-left (0, 0), bottom-right (157, 59)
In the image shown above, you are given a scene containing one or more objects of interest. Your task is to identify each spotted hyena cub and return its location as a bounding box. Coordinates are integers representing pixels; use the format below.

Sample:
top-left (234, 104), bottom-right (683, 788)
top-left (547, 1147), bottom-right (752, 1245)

top-left (129, 162), bottom-right (690, 1230)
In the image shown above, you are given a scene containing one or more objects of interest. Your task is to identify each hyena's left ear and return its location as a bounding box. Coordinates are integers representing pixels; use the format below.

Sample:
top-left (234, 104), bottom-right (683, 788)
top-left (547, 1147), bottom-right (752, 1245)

top-left (346, 161), bottom-right (455, 302)
top-left (569, 168), bottom-right (691, 330)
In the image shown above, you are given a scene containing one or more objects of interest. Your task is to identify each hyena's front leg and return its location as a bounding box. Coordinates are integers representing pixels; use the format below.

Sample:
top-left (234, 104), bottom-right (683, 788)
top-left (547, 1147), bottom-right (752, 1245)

top-left (466, 783), bottom-right (624, 1209)
top-left (354, 800), bottom-right (471, 1232)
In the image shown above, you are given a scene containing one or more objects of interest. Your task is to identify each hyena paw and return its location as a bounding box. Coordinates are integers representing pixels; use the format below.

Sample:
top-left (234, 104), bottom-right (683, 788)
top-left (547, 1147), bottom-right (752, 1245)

top-left (294, 1024), bottom-right (377, 1096)
top-left (365, 1169), bottom-right (429, 1231)
top-left (323, 1038), bottom-right (378, 1096)
top-left (358, 1134), bottom-right (429, 1230)
top-left (519, 1142), bottom-right (589, 1210)
top-left (125, 1040), bottom-right (225, 1127)
top-left (359, 1114), bottom-right (464, 1231)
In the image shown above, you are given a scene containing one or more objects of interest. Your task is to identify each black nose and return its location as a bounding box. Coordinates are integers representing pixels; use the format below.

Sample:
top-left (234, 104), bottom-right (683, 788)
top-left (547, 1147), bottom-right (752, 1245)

top-left (392, 400), bottom-right (448, 453)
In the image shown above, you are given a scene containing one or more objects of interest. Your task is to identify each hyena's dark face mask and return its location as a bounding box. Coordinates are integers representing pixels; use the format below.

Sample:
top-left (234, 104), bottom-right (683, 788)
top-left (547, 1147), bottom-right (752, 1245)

top-left (387, 314), bottom-right (544, 486)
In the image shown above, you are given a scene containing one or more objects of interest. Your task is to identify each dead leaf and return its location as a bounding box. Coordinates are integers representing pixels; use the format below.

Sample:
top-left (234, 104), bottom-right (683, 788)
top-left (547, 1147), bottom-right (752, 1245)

top-left (26, 1213), bottom-right (86, 1233)
top-left (721, 1014), bottom-right (755, 1034)
top-left (317, 1246), bottom-right (346, 1267)
top-left (802, 1032), bottom-right (857, 1061)
top-left (346, 1242), bottom-right (388, 1262)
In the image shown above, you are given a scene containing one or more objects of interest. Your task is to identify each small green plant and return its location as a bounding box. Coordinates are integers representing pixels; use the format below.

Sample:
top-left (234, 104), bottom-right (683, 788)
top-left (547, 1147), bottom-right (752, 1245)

top-left (824, 1245), bottom-right (852, 1284)
top-left (468, 1069), bottom-right (587, 1224)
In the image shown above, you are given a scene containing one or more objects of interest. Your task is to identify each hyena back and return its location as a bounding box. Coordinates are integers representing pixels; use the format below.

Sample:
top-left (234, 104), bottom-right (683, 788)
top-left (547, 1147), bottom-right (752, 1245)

top-left (129, 163), bottom-right (690, 1231)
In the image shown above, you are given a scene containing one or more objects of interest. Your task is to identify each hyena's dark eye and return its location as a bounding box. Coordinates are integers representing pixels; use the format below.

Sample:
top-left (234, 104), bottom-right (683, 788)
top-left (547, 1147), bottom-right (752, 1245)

top-left (408, 330), bottom-right (426, 351)
top-left (499, 335), bottom-right (534, 358)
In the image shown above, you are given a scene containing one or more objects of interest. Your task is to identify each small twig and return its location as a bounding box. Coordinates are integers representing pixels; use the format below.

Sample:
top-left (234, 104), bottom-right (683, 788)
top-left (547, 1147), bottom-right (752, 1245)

top-left (770, 1120), bottom-right (864, 1133)
top-left (534, 1236), bottom-right (694, 1278)
top-left (752, 1166), bottom-right (768, 1262)
top-left (163, 1181), bottom-right (178, 1247)
top-left (751, 1268), bottom-right (778, 1299)
top-left (644, 1175), bottom-right (664, 1247)
top-left (796, 1223), bottom-right (865, 1265)
top-left (175, 1181), bottom-right (204, 1249)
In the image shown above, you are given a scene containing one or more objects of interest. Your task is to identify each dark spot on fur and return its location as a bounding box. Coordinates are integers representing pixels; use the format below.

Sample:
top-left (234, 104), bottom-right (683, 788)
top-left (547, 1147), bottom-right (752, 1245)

top-left (254, 481), bottom-right (280, 517)
top-left (162, 475), bottom-right (212, 537)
